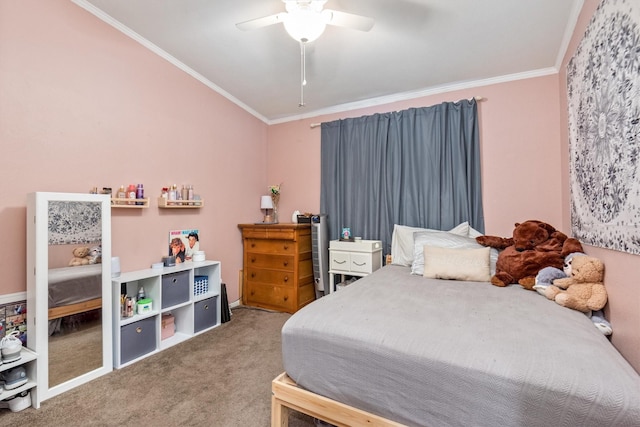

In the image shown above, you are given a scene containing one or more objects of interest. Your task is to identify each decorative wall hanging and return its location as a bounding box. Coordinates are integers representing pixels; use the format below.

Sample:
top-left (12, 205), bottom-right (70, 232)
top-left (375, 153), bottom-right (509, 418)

top-left (567, 0), bottom-right (640, 254)
top-left (48, 201), bottom-right (103, 245)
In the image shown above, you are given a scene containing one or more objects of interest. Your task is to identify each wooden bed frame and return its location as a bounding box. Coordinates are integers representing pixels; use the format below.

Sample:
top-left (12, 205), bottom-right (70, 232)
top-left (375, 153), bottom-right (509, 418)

top-left (271, 372), bottom-right (404, 427)
top-left (48, 298), bottom-right (102, 320)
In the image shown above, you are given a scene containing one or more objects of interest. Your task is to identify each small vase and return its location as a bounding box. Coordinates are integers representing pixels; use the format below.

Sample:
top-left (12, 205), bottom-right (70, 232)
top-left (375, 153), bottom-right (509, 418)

top-left (271, 193), bottom-right (280, 224)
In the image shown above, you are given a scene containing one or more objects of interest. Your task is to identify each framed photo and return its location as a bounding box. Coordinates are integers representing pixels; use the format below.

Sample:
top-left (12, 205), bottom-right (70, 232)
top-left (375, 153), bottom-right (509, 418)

top-left (169, 229), bottom-right (200, 263)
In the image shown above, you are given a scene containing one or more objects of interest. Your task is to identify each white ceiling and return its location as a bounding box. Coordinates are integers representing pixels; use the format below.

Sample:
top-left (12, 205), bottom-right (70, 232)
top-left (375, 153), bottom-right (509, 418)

top-left (73, 0), bottom-right (584, 124)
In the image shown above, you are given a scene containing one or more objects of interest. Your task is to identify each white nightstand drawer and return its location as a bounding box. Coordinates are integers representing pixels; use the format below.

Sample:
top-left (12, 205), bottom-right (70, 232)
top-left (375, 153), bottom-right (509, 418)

top-left (330, 251), bottom-right (350, 272)
top-left (350, 252), bottom-right (375, 273)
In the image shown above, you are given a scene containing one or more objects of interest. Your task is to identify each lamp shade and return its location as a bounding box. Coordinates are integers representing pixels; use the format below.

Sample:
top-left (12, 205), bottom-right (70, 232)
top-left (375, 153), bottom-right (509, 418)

top-left (261, 195), bottom-right (273, 209)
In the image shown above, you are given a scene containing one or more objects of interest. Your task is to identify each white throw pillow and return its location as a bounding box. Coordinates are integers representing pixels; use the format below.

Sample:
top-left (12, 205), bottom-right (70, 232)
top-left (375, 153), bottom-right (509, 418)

top-left (391, 223), bottom-right (468, 267)
top-left (411, 230), bottom-right (485, 275)
top-left (423, 246), bottom-right (491, 282)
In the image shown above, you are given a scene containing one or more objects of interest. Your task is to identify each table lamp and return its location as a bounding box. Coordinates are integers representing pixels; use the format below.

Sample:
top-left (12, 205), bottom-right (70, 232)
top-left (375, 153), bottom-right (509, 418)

top-left (261, 195), bottom-right (274, 223)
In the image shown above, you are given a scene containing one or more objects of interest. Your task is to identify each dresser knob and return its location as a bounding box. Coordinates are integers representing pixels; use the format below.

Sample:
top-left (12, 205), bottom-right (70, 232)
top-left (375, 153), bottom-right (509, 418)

top-left (283, 261), bottom-right (288, 267)
top-left (283, 245), bottom-right (289, 250)
top-left (251, 257), bottom-right (256, 263)
top-left (283, 276), bottom-right (289, 283)
top-left (250, 290), bottom-right (255, 296)
top-left (283, 296), bottom-right (288, 301)
top-left (251, 272), bottom-right (255, 278)
top-left (251, 243), bottom-right (255, 248)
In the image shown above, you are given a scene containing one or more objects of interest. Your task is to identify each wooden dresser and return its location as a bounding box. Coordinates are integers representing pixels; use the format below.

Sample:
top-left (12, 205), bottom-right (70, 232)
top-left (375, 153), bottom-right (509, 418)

top-left (238, 223), bottom-right (315, 314)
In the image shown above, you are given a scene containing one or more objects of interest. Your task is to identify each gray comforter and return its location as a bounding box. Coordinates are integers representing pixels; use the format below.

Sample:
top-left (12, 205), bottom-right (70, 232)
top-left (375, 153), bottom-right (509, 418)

top-left (282, 265), bottom-right (640, 427)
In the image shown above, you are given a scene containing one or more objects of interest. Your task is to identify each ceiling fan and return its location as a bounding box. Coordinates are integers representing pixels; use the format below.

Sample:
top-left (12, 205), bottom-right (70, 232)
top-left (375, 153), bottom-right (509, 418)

top-left (236, 0), bottom-right (374, 43)
top-left (236, 1), bottom-right (375, 107)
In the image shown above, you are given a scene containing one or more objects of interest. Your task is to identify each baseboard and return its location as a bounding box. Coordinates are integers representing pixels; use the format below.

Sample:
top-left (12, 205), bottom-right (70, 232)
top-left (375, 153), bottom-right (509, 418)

top-left (0, 292), bottom-right (27, 305)
top-left (230, 300), bottom-right (240, 308)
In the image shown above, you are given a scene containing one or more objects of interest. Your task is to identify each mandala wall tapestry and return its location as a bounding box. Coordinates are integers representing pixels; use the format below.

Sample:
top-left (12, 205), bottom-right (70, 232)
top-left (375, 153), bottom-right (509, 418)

top-left (567, 0), bottom-right (640, 254)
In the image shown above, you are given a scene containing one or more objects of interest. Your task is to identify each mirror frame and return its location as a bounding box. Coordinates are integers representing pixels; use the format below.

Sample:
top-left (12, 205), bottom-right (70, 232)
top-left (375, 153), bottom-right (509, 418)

top-left (27, 192), bottom-right (112, 405)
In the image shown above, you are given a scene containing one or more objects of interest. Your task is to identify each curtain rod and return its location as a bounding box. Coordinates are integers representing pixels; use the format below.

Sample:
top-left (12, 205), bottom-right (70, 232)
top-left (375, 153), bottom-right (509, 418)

top-left (309, 96), bottom-right (485, 128)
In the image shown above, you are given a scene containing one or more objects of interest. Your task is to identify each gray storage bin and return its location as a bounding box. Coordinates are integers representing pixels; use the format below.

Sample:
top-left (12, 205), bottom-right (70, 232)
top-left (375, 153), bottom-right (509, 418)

top-left (162, 270), bottom-right (190, 308)
top-left (194, 297), bottom-right (218, 333)
top-left (120, 316), bottom-right (156, 364)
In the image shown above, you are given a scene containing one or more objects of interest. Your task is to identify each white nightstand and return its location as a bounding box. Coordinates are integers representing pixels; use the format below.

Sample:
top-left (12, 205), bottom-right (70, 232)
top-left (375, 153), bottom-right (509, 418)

top-left (329, 239), bottom-right (383, 293)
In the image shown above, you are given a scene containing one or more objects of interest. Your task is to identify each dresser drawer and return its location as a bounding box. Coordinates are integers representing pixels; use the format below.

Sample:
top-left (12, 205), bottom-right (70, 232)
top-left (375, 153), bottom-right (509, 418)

top-left (246, 238), bottom-right (296, 254)
top-left (120, 316), bottom-right (156, 364)
top-left (246, 252), bottom-right (295, 271)
top-left (246, 267), bottom-right (294, 287)
top-left (245, 282), bottom-right (294, 312)
top-left (161, 270), bottom-right (190, 308)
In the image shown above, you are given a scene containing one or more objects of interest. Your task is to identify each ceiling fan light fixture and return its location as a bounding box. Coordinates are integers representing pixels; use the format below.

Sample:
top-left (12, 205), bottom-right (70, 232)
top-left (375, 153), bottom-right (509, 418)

top-left (283, 8), bottom-right (326, 42)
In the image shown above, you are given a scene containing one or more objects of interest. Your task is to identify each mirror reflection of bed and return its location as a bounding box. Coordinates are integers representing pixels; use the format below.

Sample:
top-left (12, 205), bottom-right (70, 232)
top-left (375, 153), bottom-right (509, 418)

top-left (47, 244), bottom-right (103, 388)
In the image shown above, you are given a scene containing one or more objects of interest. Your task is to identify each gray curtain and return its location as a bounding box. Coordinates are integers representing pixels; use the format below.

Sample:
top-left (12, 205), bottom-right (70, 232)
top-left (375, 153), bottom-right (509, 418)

top-left (320, 99), bottom-right (484, 255)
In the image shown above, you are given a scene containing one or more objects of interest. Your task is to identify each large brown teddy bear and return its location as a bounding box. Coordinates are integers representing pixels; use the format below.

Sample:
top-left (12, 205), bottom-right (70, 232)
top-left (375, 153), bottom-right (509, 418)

top-left (476, 220), bottom-right (583, 290)
top-left (541, 255), bottom-right (607, 313)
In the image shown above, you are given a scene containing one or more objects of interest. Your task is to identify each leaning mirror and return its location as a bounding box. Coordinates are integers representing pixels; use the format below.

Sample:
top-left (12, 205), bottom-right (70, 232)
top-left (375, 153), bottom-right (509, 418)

top-left (27, 192), bottom-right (112, 406)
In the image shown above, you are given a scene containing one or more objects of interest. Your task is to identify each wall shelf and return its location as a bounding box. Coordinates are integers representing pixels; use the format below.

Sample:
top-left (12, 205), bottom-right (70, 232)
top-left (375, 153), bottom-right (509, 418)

top-left (157, 197), bottom-right (204, 208)
top-left (111, 198), bottom-right (149, 208)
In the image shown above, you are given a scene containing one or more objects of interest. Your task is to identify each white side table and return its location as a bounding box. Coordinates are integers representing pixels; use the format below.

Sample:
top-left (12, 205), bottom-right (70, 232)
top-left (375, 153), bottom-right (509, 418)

top-left (329, 239), bottom-right (382, 293)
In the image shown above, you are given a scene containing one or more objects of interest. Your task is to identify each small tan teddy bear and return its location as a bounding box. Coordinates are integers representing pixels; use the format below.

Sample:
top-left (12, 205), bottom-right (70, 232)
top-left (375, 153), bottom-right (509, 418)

top-left (541, 255), bottom-right (607, 313)
top-left (69, 246), bottom-right (92, 266)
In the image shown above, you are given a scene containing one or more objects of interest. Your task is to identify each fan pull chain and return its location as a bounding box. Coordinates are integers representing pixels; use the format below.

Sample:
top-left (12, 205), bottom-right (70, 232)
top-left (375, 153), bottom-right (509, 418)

top-left (299, 40), bottom-right (307, 107)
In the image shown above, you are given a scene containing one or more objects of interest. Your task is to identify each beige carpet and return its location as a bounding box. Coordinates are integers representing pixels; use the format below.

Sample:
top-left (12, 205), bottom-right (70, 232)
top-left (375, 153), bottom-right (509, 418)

top-left (2, 306), bottom-right (316, 426)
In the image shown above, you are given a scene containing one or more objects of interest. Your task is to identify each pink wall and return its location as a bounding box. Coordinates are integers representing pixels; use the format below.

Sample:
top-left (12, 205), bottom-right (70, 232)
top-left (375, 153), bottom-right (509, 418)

top-left (558, 0), bottom-right (640, 372)
top-left (0, 0), bottom-right (268, 303)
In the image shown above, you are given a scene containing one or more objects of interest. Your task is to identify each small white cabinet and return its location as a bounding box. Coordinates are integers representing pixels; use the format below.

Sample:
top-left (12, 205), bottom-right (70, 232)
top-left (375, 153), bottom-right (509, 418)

top-left (329, 240), bottom-right (382, 293)
top-left (0, 347), bottom-right (39, 409)
top-left (111, 261), bottom-right (221, 368)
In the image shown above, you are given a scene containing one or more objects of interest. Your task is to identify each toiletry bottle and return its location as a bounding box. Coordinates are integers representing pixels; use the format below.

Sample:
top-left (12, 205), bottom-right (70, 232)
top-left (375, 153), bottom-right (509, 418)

top-left (127, 184), bottom-right (136, 205)
top-left (168, 185), bottom-right (177, 205)
top-left (181, 184), bottom-right (188, 202)
top-left (187, 185), bottom-right (194, 205)
top-left (117, 185), bottom-right (126, 205)
top-left (136, 184), bottom-right (144, 205)
top-left (138, 286), bottom-right (145, 301)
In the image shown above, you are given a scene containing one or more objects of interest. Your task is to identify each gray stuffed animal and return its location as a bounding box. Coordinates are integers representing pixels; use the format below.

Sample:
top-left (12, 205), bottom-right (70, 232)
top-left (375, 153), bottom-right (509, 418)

top-left (533, 252), bottom-right (585, 292)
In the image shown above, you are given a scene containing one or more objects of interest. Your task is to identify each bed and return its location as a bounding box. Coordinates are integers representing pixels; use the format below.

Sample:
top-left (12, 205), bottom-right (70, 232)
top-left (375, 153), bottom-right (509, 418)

top-left (274, 229), bottom-right (640, 426)
top-left (47, 264), bottom-right (102, 333)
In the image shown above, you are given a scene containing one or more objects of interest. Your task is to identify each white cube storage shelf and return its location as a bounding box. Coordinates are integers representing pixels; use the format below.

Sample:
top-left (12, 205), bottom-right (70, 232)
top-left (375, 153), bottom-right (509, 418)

top-left (111, 261), bottom-right (221, 368)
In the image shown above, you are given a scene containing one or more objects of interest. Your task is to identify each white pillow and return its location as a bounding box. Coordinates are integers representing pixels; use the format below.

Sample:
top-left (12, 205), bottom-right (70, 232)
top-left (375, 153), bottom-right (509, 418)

top-left (423, 246), bottom-right (491, 282)
top-left (466, 225), bottom-right (499, 275)
top-left (411, 230), bottom-right (485, 275)
top-left (391, 223), bottom-right (468, 267)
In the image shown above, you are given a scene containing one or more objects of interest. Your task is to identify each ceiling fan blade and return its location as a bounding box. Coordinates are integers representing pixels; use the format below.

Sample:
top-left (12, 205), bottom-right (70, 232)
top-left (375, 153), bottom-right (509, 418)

top-left (236, 12), bottom-right (288, 31)
top-left (322, 9), bottom-right (374, 32)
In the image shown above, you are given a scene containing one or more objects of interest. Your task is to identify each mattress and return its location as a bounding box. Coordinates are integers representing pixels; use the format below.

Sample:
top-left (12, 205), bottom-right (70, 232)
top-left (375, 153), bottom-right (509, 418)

top-left (282, 264), bottom-right (640, 427)
top-left (48, 264), bottom-right (102, 308)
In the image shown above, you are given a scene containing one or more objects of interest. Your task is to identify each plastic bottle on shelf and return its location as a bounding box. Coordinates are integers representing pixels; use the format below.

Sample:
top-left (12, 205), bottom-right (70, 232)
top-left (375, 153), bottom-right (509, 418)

top-left (187, 185), bottom-right (194, 205)
top-left (168, 185), bottom-right (177, 205)
top-left (138, 286), bottom-right (145, 301)
top-left (117, 185), bottom-right (126, 205)
top-left (127, 184), bottom-right (136, 205)
top-left (136, 184), bottom-right (144, 205)
top-left (181, 185), bottom-right (188, 204)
